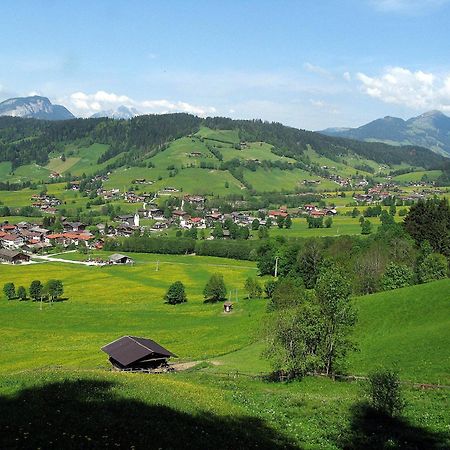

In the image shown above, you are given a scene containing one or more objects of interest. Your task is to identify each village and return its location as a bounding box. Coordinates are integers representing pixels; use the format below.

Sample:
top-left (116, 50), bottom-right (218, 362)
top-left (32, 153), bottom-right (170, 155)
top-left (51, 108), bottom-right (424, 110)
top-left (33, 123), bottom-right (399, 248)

top-left (0, 175), bottom-right (446, 265)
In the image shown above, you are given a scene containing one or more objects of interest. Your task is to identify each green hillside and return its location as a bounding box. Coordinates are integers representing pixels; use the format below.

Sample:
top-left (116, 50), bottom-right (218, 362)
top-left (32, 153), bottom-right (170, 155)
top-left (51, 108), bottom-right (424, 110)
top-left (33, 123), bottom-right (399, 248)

top-left (349, 279), bottom-right (450, 384)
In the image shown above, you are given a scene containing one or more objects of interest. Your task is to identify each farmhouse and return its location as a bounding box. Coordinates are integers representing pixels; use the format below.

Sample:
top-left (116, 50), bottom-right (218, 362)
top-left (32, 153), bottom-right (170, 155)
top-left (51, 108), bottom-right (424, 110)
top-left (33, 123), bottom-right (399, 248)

top-left (0, 249), bottom-right (30, 264)
top-left (109, 253), bottom-right (134, 264)
top-left (101, 335), bottom-right (176, 371)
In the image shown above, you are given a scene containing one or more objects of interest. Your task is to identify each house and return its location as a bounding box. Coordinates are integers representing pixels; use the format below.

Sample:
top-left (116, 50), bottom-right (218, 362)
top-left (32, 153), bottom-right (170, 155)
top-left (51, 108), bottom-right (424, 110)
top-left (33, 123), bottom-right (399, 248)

top-left (0, 249), bottom-right (30, 264)
top-left (148, 208), bottom-right (165, 220)
top-left (63, 221), bottom-right (86, 232)
top-left (109, 253), bottom-right (135, 264)
top-left (0, 233), bottom-right (24, 249)
top-left (268, 210), bottom-right (288, 219)
top-left (101, 335), bottom-right (176, 371)
top-left (116, 213), bottom-right (140, 227)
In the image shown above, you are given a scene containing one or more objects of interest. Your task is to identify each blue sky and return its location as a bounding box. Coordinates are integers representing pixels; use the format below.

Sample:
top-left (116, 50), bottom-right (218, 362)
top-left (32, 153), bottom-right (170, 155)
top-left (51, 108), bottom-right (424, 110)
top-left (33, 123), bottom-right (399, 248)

top-left (1, 0), bottom-right (450, 129)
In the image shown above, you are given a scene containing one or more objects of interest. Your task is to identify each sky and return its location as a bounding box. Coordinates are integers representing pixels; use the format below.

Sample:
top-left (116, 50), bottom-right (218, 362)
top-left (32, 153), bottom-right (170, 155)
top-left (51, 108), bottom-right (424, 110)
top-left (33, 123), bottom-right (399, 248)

top-left (1, 0), bottom-right (450, 129)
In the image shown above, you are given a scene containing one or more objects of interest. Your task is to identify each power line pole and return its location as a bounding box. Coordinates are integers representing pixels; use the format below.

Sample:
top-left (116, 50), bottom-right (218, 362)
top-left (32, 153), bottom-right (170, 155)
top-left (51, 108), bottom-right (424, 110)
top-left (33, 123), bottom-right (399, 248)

top-left (274, 256), bottom-right (279, 278)
top-left (156, 260), bottom-right (159, 271)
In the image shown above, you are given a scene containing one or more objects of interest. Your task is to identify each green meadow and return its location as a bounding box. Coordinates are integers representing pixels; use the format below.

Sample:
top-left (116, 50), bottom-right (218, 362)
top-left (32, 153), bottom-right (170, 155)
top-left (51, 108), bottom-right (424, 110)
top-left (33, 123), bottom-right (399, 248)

top-left (0, 254), bottom-right (449, 448)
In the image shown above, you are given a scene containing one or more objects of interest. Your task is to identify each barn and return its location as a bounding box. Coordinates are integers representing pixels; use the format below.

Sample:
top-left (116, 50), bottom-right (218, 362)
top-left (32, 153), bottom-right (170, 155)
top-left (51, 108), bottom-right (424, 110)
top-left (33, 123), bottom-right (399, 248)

top-left (101, 336), bottom-right (176, 371)
top-left (0, 249), bottom-right (30, 264)
top-left (109, 253), bottom-right (134, 264)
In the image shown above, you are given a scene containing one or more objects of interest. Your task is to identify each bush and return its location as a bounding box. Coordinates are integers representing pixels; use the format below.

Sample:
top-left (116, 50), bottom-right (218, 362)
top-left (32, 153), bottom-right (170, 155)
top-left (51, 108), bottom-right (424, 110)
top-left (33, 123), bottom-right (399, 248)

top-left (3, 282), bottom-right (16, 300)
top-left (380, 263), bottom-right (414, 290)
top-left (203, 273), bottom-right (227, 302)
top-left (366, 369), bottom-right (405, 417)
top-left (418, 253), bottom-right (448, 283)
top-left (264, 279), bottom-right (277, 298)
top-left (17, 286), bottom-right (27, 300)
top-left (244, 277), bottom-right (262, 299)
top-left (164, 281), bottom-right (187, 305)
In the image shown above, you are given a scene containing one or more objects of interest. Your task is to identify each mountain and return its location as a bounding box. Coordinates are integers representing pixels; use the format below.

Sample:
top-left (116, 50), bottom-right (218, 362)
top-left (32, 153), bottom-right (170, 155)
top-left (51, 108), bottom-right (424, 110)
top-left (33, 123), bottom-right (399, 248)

top-left (91, 105), bottom-right (140, 119)
top-left (321, 110), bottom-right (450, 156)
top-left (0, 96), bottom-right (75, 120)
top-left (0, 114), bottom-right (447, 175)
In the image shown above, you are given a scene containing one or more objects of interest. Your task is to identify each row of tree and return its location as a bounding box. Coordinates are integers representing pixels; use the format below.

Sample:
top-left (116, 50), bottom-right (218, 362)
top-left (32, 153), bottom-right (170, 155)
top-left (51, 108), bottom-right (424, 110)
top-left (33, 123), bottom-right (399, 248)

top-left (3, 280), bottom-right (64, 302)
top-left (164, 274), bottom-right (227, 305)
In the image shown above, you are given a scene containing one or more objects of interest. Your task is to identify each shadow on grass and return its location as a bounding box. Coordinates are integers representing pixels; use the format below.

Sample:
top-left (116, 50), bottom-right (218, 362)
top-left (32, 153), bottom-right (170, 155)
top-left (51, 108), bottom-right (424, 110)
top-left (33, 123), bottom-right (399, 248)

top-left (0, 379), bottom-right (297, 449)
top-left (340, 403), bottom-right (450, 449)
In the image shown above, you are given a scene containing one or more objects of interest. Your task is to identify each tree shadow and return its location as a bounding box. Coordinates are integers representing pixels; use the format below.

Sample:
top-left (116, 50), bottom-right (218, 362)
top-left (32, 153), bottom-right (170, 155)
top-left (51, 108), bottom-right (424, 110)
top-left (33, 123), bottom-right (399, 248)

top-left (0, 378), bottom-right (297, 449)
top-left (339, 402), bottom-right (450, 449)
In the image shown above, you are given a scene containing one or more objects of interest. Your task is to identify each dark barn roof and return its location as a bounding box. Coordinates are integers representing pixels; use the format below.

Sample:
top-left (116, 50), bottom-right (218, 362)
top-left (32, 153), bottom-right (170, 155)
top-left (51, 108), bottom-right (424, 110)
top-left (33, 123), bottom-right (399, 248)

top-left (101, 336), bottom-right (176, 367)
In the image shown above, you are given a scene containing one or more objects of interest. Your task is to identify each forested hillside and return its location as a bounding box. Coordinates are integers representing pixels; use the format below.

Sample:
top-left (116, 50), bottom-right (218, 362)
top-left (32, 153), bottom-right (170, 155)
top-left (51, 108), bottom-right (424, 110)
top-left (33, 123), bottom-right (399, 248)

top-left (1, 114), bottom-right (447, 170)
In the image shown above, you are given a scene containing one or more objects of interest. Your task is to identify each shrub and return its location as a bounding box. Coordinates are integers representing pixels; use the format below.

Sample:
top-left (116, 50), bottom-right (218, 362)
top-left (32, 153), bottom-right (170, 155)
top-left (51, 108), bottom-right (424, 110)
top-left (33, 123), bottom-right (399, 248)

top-left (164, 281), bottom-right (187, 305)
top-left (244, 277), bottom-right (262, 299)
top-left (3, 282), bottom-right (16, 300)
top-left (380, 262), bottom-right (414, 290)
top-left (418, 253), bottom-right (448, 283)
top-left (366, 369), bottom-right (405, 417)
top-left (17, 286), bottom-right (27, 300)
top-left (264, 279), bottom-right (277, 298)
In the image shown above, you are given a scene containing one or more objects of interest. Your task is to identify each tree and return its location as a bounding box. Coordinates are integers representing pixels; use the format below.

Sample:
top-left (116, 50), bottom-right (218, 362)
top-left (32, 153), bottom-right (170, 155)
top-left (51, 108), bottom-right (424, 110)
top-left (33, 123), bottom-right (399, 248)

top-left (355, 243), bottom-right (387, 294)
top-left (315, 267), bottom-right (357, 376)
top-left (203, 273), bottom-right (227, 302)
top-left (366, 369), bottom-right (405, 417)
top-left (389, 204), bottom-right (397, 216)
top-left (268, 277), bottom-right (304, 311)
top-left (264, 279), bottom-right (277, 298)
top-left (46, 279), bottom-right (64, 302)
top-left (244, 277), bottom-right (262, 299)
top-left (29, 280), bottom-right (43, 301)
top-left (297, 239), bottom-right (323, 288)
top-left (251, 218), bottom-right (260, 230)
top-left (258, 225), bottom-right (269, 239)
top-left (3, 282), bottom-right (15, 300)
top-left (404, 198), bottom-right (450, 256)
top-left (211, 222), bottom-right (224, 239)
top-left (380, 263), bottom-right (413, 290)
top-left (361, 219), bottom-right (372, 235)
top-left (276, 215), bottom-right (285, 228)
top-left (262, 301), bottom-right (323, 379)
top-left (17, 286), bottom-right (27, 301)
top-left (418, 253), bottom-right (448, 283)
top-left (324, 217), bottom-right (333, 228)
top-left (284, 215), bottom-right (292, 229)
top-left (164, 281), bottom-right (187, 305)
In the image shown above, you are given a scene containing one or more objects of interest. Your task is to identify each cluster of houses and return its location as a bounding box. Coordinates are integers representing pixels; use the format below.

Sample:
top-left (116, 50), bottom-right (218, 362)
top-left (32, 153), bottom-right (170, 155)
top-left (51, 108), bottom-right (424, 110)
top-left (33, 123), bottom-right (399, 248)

top-left (0, 220), bottom-right (99, 255)
top-left (31, 194), bottom-right (61, 214)
top-left (302, 205), bottom-right (337, 217)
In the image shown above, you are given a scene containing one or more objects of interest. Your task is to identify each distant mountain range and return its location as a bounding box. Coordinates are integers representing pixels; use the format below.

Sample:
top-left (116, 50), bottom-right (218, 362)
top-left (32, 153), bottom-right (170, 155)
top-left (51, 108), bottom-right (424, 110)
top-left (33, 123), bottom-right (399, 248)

top-left (321, 110), bottom-right (450, 157)
top-left (0, 96), bottom-right (75, 120)
top-left (90, 105), bottom-right (140, 119)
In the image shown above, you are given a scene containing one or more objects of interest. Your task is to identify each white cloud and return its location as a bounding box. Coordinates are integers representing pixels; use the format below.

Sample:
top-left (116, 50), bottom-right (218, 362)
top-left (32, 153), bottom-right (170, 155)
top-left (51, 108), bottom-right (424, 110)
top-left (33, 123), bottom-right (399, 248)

top-left (64, 90), bottom-right (216, 117)
top-left (343, 72), bottom-right (351, 82)
top-left (304, 63), bottom-right (333, 79)
top-left (369, 0), bottom-right (449, 13)
top-left (356, 67), bottom-right (450, 111)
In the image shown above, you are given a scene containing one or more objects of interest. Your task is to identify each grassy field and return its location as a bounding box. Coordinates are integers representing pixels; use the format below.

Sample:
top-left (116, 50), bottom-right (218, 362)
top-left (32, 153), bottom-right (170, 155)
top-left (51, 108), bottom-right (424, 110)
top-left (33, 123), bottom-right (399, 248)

top-left (0, 253), bottom-right (261, 373)
top-left (269, 216), bottom-right (381, 238)
top-left (393, 170), bottom-right (443, 183)
top-left (196, 126), bottom-right (240, 144)
top-left (0, 254), bottom-right (448, 448)
top-left (349, 279), bottom-right (450, 384)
